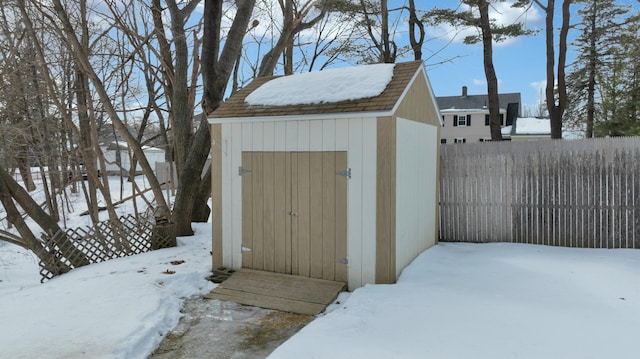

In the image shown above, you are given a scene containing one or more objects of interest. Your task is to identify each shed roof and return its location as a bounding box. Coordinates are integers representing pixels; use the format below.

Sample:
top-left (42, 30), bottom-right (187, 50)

top-left (209, 61), bottom-right (424, 120)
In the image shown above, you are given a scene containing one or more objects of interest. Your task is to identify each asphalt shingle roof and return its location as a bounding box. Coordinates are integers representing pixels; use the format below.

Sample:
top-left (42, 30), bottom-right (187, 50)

top-left (209, 61), bottom-right (423, 119)
top-left (436, 91), bottom-right (521, 111)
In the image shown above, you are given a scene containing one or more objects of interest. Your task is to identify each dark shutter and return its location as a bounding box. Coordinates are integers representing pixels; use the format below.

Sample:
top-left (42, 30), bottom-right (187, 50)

top-left (442, 115), bottom-right (445, 126)
top-left (467, 115), bottom-right (471, 126)
top-left (500, 114), bottom-right (504, 125)
top-left (453, 115), bottom-right (458, 126)
top-left (485, 114), bottom-right (490, 126)
top-left (506, 103), bottom-right (518, 126)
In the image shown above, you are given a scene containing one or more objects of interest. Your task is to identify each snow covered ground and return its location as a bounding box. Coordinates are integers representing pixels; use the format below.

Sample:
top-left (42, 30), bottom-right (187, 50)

top-left (2, 176), bottom-right (640, 358)
top-left (2, 236), bottom-right (640, 359)
top-left (0, 223), bottom-right (215, 359)
top-left (270, 243), bottom-right (640, 359)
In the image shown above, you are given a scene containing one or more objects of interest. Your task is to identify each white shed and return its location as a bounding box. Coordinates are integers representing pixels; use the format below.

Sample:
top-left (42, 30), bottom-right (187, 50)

top-left (208, 61), bottom-right (441, 290)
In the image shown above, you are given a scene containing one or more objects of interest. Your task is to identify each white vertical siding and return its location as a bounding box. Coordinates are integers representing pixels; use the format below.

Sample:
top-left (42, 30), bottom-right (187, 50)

top-left (395, 118), bottom-right (438, 278)
top-left (221, 118), bottom-right (377, 290)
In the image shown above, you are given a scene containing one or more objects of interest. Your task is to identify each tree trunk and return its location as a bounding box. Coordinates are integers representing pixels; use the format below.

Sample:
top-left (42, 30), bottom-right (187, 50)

top-left (166, 0), bottom-right (197, 180)
top-left (201, 0), bottom-right (223, 116)
top-left (0, 166), bottom-right (90, 268)
top-left (543, 0), bottom-right (570, 139)
top-left (408, 0), bottom-right (424, 61)
top-left (172, 0), bottom-right (257, 235)
top-left (478, 0), bottom-right (503, 141)
top-left (0, 175), bottom-right (72, 275)
top-left (585, 1), bottom-right (597, 138)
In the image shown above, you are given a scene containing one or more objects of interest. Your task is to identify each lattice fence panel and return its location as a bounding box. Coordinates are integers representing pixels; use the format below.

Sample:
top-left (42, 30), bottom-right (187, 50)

top-left (39, 214), bottom-right (175, 282)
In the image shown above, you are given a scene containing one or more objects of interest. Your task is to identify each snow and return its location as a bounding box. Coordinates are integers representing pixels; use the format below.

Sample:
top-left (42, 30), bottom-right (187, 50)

top-left (0, 223), bottom-right (215, 359)
top-left (0, 176), bottom-right (214, 359)
top-left (3, 176), bottom-right (640, 359)
top-left (245, 64), bottom-right (395, 106)
top-left (515, 117), bottom-right (550, 134)
top-left (503, 117), bottom-right (551, 136)
top-left (270, 243), bottom-right (640, 359)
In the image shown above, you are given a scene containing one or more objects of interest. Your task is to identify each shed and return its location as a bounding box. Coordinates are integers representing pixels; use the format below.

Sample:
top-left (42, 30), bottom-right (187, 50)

top-left (208, 61), bottom-right (441, 290)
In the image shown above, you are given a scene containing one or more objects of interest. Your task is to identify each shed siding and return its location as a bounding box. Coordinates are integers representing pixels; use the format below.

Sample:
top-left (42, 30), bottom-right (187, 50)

top-left (395, 70), bottom-right (441, 127)
top-left (220, 118), bottom-right (377, 290)
top-left (395, 118), bottom-right (439, 278)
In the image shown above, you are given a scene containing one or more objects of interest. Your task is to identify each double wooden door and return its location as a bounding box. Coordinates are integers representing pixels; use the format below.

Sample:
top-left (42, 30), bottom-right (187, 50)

top-left (241, 151), bottom-right (347, 282)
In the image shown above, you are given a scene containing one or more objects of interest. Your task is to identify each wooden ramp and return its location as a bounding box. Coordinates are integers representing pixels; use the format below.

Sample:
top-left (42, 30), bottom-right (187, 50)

top-left (205, 269), bottom-right (346, 315)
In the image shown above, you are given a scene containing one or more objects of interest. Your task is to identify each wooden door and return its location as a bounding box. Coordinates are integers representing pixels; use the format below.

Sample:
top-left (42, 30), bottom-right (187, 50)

top-left (241, 151), bottom-right (347, 282)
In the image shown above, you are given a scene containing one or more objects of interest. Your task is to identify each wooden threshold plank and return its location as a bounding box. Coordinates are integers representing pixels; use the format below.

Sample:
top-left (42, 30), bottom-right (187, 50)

top-left (205, 288), bottom-right (326, 315)
top-left (235, 269), bottom-right (346, 291)
top-left (221, 270), bottom-right (345, 304)
top-left (204, 269), bottom-right (347, 315)
top-left (219, 277), bottom-right (343, 304)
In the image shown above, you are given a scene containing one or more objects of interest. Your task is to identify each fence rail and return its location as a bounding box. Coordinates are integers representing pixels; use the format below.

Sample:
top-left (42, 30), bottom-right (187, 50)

top-left (439, 137), bottom-right (640, 248)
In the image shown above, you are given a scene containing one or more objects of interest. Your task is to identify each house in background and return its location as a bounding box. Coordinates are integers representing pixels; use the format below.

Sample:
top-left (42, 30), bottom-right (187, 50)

top-left (437, 86), bottom-right (521, 143)
top-left (501, 117), bottom-right (551, 141)
top-left (100, 142), bottom-right (166, 175)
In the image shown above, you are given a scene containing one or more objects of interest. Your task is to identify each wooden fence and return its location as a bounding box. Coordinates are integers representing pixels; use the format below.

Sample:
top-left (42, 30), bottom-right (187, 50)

top-left (439, 137), bottom-right (640, 248)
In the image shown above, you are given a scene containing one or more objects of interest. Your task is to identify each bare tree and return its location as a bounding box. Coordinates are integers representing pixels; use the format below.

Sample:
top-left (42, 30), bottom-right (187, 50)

top-left (516, 0), bottom-right (571, 139)
top-left (257, 0), bottom-right (330, 76)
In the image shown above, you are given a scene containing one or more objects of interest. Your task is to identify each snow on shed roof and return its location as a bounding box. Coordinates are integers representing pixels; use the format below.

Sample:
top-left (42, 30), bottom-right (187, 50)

top-left (246, 64), bottom-right (395, 106)
top-left (209, 61), bottom-right (425, 120)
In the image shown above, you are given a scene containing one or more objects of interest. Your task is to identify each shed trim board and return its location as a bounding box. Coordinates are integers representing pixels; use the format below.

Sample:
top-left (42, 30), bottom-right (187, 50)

top-left (219, 117), bottom-right (378, 290)
top-left (207, 111), bottom-right (394, 124)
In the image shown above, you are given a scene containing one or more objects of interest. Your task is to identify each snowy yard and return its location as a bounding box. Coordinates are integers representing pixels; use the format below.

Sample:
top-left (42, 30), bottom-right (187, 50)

top-left (1, 175), bottom-right (639, 359)
top-left (2, 225), bottom-right (639, 359)
top-left (270, 243), bottom-right (640, 359)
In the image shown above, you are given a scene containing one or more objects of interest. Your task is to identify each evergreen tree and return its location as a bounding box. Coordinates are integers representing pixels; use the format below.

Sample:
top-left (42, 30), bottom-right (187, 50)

top-left (566, 0), bottom-right (629, 138)
top-left (595, 12), bottom-right (640, 136)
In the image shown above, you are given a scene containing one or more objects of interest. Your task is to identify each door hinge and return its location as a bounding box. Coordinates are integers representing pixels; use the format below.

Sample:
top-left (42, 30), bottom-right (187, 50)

top-left (336, 168), bottom-right (351, 179)
top-left (238, 166), bottom-right (252, 176)
top-left (241, 246), bottom-right (252, 252)
top-left (336, 258), bottom-right (348, 264)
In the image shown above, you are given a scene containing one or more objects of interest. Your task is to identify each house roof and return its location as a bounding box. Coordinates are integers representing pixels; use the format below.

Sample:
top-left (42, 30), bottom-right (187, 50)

top-left (436, 91), bottom-right (521, 113)
top-left (209, 61), bottom-right (425, 121)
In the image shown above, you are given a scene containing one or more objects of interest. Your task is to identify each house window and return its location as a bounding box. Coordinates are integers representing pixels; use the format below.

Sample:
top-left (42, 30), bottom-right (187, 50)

top-left (454, 138), bottom-right (466, 144)
top-left (453, 115), bottom-right (470, 127)
top-left (441, 139), bottom-right (447, 144)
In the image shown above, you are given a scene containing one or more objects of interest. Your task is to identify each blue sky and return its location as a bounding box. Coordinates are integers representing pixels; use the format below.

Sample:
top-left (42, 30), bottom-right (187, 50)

top-left (418, 0), bottom-right (638, 114)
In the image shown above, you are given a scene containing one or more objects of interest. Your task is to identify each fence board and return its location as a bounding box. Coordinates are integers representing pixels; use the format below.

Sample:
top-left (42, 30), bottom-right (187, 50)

top-left (439, 137), bottom-right (640, 249)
